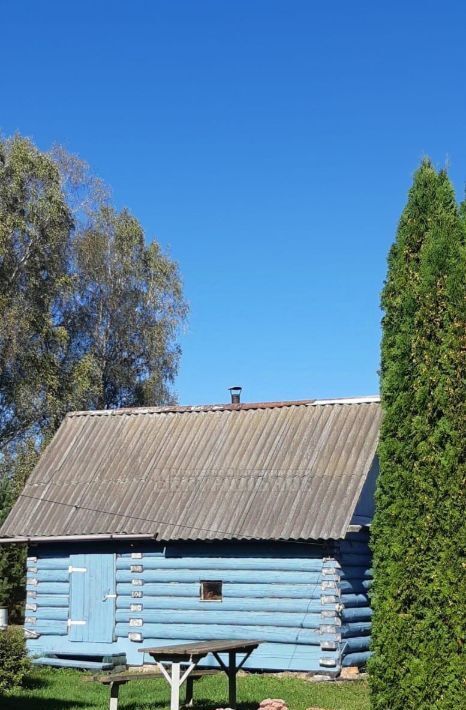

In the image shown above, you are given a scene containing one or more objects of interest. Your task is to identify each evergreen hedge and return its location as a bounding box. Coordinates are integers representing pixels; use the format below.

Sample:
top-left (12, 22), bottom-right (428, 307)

top-left (369, 161), bottom-right (466, 708)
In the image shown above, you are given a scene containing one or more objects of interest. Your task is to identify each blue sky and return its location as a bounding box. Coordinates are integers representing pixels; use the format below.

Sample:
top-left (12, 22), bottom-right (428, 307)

top-left (1, 1), bottom-right (465, 405)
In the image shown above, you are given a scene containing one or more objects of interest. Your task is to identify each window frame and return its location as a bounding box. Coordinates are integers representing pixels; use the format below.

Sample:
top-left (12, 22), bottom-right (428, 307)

top-left (200, 579), bottom-right (223, 602)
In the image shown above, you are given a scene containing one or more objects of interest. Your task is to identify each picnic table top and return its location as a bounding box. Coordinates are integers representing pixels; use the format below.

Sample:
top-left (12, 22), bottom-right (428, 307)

top-left (139, 639), bottom-right (261, 660)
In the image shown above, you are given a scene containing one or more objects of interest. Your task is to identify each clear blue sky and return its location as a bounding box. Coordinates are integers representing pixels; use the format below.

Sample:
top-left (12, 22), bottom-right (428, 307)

top-left (2, 1), bottom-right (465, 405)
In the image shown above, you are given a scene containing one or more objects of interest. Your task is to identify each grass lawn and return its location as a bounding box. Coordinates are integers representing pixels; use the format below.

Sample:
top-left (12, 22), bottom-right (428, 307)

top-left (1, 667), bottom-right (370, 710)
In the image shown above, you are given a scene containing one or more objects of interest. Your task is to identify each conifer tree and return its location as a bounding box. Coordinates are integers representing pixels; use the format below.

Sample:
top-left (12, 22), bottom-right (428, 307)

top-left (370, 161), bottom-right (466, 708)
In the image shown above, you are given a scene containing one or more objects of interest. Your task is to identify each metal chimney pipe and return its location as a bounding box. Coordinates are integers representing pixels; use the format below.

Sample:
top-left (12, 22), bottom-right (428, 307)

top-left (229, 386), bottom-right (242, 404)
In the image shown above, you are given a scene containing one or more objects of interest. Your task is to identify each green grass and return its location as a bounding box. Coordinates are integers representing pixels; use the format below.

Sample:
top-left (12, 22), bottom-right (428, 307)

top-left (0, 667), bottom-right (369, 710)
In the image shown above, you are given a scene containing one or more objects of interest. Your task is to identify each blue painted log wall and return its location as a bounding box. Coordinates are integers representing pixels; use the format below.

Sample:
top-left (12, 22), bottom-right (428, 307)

top-left (26, 550), bottom-right (70, 638)
top-left (337, 531), bottom-right (373, 668)
top-left (25, 535), bottom-right (373, 673)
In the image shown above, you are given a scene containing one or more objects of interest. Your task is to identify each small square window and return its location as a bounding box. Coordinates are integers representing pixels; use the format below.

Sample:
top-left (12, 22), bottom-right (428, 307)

top-left (200, 580), bottom-right (223, 601)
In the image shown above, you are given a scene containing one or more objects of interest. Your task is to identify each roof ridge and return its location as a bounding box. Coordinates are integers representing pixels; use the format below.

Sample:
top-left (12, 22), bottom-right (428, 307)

top-left (66, 395), bottom-right (380, 418)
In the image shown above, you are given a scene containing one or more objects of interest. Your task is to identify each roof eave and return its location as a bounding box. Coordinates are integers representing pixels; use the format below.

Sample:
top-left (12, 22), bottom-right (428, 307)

top-left (0, 533), bottom-right (158, 545)
top-left (0, 526), bottom-right (370, 545)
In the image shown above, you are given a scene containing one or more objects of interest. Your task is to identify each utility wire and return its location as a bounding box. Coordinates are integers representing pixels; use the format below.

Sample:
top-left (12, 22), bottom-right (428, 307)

top-left (17, 492), bottom-right (334, 548)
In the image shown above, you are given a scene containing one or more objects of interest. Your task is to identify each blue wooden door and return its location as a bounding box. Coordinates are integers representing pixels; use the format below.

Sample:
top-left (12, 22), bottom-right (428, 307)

top-left (69, 553), bottom-right (115, 642)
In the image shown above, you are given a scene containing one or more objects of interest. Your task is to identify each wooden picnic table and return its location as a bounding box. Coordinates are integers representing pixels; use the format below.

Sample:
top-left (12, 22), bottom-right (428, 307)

top-left (87, 667), bottom-right (218, 710)
top-left (139, 639), bottom-right (261, 710)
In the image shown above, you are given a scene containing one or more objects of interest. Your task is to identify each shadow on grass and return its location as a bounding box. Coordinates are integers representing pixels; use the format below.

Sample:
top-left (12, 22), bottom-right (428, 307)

top-left (122, 702), bottom-right (258, 710)
top-left (0, 697), bottom-right (89, 710)
top-left (20, 674), bottom-right (50, 690)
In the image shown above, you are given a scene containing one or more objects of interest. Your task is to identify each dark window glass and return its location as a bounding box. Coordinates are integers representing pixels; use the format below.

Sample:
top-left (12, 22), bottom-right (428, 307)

top-left (200, 580), bottom-right (222, 601)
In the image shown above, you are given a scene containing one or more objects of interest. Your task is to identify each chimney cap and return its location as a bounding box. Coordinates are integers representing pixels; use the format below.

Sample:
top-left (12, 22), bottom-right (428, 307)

top-left (228, 386), bottom-right (242, 404)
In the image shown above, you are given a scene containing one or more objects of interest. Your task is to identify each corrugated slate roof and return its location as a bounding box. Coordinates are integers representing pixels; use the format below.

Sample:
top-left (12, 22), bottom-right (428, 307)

top-left (0, 397), bottom-right (381, 541)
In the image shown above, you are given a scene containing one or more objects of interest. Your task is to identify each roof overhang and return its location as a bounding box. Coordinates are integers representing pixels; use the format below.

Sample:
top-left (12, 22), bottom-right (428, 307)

top-left (0, 533), bottom-right (158, 544)
top-left (0, 526), bottom-right (370, 545)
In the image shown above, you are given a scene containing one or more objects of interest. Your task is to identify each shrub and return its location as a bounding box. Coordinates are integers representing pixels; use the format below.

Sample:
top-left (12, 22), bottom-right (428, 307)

top-left (0, 626), bottom-right (30, 692)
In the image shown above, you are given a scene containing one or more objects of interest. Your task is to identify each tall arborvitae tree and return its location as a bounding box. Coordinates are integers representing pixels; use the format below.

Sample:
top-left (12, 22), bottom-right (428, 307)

top-left (370, 160), bottom-right (466, 708)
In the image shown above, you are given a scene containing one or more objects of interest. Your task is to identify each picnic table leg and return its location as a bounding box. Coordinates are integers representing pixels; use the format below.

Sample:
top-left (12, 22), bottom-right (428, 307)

top-left (185, 675), bottom-right (194, 707)
top-left (109, 682), bottom-right (119, 710)
top-left (228, 651), bottom-right (236, 709)
top-left (170, 662), bottom-right (181, 710)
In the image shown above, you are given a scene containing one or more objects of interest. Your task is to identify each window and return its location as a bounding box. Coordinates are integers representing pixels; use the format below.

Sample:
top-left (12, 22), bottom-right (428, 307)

top-left (200, 580), bottom-right (223, 601)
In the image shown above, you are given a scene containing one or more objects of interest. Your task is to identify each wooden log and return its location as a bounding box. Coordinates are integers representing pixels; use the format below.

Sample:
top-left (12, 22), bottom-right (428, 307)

top-left (338, 541), bottom-right (371, 555)
top-left (116, 609), bottom-right (329, 628)
top-left (339, 580), bottom-right (371, 593)
top-left (27, 582), bottom-right (69, 594)
top-left (27, 569), bottom-right (70, 582)
top-left (116, 582), bottom-right (325, 599)
top-left (341, 650), bottom-right (370, 667)
top-left (162, 542), bottom-right (326, 560)
top-left (33, 608), bottom-right (68, 621)
top-left (339, 593), bottom-right (370, 608)
top-left (116, 595), bottom-right (337, 614)
top-left (339, 567), bottom-right (373, 580)
top-left (115, 557), bottom-right (326, 572)
top-left (341, 607), bottom-right (372, 622)
top-left (116, 569), bottom-right (334, 584)
top-left (33, 595), bottom-right (69, 607)
top-left (337, 553), bottom-right (372, 567)
top-left (25, 621), bottom-right (68, 635)
top-left (343, 636), bottom-right (371, 652)
top-left (115, 623), bottom-right (338, 645)
top-left (34, 559), bottom-right (70, 570)
top-left (341, 622), bottom-right (371, 638)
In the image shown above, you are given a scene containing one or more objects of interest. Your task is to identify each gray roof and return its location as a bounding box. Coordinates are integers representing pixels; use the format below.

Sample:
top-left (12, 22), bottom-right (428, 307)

top-left (0, 397), bottom-right (381, 542)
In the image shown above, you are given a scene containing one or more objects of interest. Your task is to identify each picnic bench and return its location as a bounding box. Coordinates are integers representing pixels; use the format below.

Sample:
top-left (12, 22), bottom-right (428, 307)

top-left (139, 639), bottom-right (261, 710)
top-left (87, 667), bottom-right (219, 710)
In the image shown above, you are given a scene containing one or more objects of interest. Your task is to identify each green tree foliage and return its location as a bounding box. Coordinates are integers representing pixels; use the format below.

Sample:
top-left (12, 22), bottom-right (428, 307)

top-left (64, 204), bottom-right (185, 409)
top-left (0, 137), bottom-right (72, 450)
top-left (0, 134), bottom-right (187, 611)
top-left (369, 160), bottom-right (466, 708)
top-left (0, 135), bottom-right (187, 446)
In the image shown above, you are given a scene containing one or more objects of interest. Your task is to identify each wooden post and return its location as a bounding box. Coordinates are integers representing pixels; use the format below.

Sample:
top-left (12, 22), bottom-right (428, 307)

top-left (109, 682), bottom-right (119, 710)
top-left (228, 651), bottom-right (236, 709)
top-left (170, 662), bottom-right (181, 710)
top-left (185, 675), bottom-right (194, 707)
